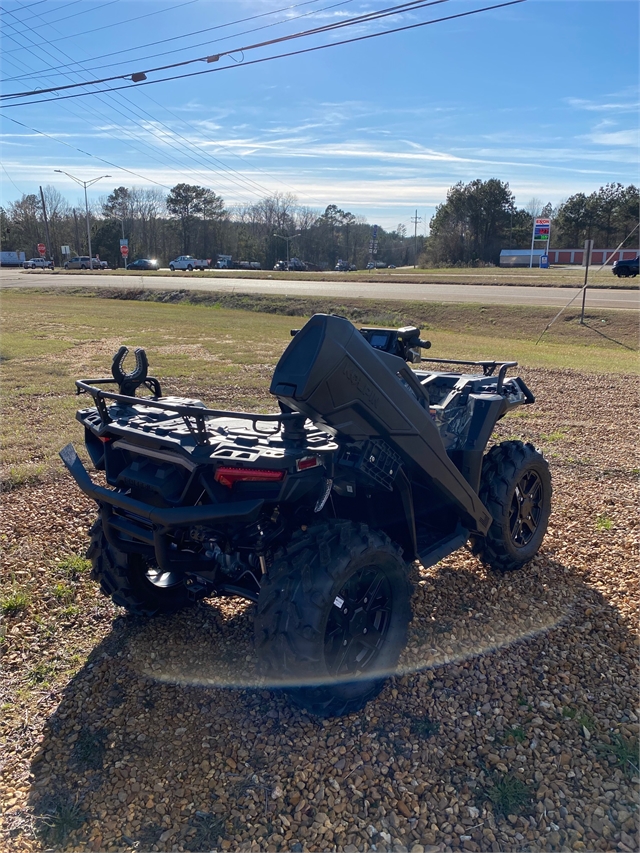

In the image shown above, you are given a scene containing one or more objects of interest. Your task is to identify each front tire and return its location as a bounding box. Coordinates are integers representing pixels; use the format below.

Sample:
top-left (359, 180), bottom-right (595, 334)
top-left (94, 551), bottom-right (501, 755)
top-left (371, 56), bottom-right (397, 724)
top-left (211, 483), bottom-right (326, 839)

top-left (169, 264), bottom-right (175, 271)
top-left (255, 521), bottom-right (411, 717)
top-left (470, 440), bottom-right (551, 572)
top-left (87, 517), bottom-right (198, 616)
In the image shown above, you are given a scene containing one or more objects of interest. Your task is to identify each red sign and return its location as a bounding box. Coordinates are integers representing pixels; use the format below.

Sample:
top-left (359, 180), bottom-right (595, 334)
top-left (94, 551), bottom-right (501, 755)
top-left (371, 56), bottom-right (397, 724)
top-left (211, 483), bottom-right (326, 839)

top-left (37, 243), bottom-right (46, 255)
top-left (120, 246), bottom-right (129, 256)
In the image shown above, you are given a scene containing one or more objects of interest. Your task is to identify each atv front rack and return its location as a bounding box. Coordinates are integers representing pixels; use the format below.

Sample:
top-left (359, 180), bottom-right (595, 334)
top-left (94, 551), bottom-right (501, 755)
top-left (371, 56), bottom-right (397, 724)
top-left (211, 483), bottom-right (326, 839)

top-left (75, 378), bottom-right (304, 446)
top-left (418, 358), bottom-right (519, 393)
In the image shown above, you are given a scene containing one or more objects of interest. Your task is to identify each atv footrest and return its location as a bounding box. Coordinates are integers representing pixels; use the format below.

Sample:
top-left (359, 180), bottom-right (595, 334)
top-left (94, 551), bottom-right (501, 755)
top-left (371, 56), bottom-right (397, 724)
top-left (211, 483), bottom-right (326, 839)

top-left (417, 524), bottom-right (469, 569)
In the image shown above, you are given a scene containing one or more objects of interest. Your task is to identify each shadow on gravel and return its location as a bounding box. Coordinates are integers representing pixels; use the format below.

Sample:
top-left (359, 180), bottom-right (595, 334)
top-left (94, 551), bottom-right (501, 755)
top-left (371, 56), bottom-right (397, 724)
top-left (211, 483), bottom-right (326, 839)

top-left (26, 556), bottom-right (638, 852)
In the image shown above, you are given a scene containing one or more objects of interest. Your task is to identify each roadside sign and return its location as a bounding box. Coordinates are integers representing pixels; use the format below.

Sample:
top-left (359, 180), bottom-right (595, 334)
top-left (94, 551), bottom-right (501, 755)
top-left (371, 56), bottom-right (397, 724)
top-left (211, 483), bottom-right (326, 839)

top-left (530, 217), bottom-right (551, 267)
top-left (61, 245), bottom-right (70, 255)
top-left (120, 239), bottom-right (128, 248)
top-left (534, 218), bottom-right (550, 240)
top-left (121, 245), bottom-right (129, 256)
top-left (37, 243), bottom-right (46, 255)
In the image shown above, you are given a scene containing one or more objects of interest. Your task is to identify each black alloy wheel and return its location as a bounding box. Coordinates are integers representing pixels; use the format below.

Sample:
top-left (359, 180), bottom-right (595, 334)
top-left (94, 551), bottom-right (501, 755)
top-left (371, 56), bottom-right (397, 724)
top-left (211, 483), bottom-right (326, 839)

top-left (470, 440), bottom-right (552, 573)
top-left (255, 521), bottom-right (411, 717)
top-left (324, 565), bottom-right (392, 678)
top-left (509, 469), bottom-right (544, 547)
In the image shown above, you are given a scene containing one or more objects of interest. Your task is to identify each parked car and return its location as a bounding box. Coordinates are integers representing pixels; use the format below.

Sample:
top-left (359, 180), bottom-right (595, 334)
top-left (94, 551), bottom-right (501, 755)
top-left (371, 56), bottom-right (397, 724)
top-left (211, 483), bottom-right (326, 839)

top-left (23, 257), bottom-right (53, 269)
top-left (126, 259), bottom-right (159, 271)
top-left (335, 259), bottom-right (355, 272)
top-left (287, 257), bottom-right (307, 272)
top-left (169, 255), bottom-right (209, 271)
top-left (64, 256), bottom-right (101, 270)
top-left (612, 256), bottom-right (639, 277)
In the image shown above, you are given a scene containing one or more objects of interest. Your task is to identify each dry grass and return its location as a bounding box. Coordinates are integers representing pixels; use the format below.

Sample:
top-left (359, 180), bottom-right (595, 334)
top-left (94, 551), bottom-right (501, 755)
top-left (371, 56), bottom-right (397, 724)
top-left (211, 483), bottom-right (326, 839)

top-left (1, 291), bottom-right (637, 490)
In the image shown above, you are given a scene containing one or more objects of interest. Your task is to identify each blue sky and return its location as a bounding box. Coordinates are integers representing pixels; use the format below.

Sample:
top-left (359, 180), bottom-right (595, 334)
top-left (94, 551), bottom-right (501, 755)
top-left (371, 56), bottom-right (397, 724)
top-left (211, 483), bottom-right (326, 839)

top-left (0, 0), bottom-right (638, 230)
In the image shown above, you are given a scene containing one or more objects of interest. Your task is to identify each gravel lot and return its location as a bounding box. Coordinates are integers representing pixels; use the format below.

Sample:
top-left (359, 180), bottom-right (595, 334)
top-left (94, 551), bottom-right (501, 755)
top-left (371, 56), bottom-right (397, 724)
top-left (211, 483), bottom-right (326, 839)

top-left (1, 367), bottom-right (638, 853)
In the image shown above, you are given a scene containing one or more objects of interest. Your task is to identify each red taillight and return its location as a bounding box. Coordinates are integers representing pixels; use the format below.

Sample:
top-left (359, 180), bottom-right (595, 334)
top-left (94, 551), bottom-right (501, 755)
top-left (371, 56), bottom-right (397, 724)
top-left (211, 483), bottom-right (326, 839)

top-left (98, 436), bottom-right (112, 444)
top-left (214, 466), bottom-right (285, 488)
top-left (296, 455), bottom-right (320, 471)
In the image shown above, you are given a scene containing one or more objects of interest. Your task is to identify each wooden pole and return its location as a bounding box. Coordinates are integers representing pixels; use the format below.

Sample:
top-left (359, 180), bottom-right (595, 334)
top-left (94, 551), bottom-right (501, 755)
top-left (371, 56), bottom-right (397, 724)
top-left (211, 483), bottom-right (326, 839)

top-left (39, 186), bottom-right (53, 266)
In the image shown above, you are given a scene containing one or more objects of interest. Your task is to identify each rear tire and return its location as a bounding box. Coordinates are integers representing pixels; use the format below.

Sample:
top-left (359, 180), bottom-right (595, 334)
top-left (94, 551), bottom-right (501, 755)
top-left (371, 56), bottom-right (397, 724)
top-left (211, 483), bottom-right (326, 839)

top-left (255, 521), bottom-right (411, 717)
top-left (470, 440), bottom-right (551, 572)
top-left (187, 264), bottom-right (193, 271)
top-left (87, 517), bottom-right (198, 616)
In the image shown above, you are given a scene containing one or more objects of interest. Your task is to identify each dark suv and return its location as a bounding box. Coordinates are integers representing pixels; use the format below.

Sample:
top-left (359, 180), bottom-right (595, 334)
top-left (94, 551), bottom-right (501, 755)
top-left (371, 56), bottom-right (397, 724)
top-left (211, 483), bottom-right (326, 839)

top-left (612, 256), bottom-right (639, 277)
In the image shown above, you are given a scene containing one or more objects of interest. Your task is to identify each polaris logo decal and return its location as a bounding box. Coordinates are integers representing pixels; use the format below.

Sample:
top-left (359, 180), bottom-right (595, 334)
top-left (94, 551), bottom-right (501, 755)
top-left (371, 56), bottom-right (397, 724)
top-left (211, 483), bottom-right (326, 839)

top-left (343, 364), bottom-right (379, 409)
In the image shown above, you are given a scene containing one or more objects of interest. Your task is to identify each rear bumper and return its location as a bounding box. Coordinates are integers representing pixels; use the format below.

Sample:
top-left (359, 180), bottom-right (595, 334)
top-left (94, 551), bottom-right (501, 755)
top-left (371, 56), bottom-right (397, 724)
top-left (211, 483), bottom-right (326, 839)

top-left (60, 443), bottom-right (264, 569)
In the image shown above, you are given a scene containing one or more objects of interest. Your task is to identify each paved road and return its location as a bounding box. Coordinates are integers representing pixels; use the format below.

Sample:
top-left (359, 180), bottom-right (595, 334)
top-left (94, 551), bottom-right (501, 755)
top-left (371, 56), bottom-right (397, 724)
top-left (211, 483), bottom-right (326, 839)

top-left (2, 269), bottom-right (638, 310)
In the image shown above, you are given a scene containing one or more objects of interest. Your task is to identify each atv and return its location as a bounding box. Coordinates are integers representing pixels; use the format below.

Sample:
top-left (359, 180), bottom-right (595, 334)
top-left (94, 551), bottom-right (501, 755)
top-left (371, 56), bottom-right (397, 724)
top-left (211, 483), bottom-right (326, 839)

top-left (61, 314), bottom-right (551, 716)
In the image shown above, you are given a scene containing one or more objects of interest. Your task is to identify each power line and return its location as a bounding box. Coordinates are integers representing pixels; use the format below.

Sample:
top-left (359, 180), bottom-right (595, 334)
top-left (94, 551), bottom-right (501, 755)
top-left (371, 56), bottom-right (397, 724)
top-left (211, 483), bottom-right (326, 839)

top-left (0, 0), bottom-right (326, 65)
top-left (0, 113), bottom-right (174, 189)
top-left (8, 0), bottom-right (120, 29)
top-left (0, 7), bottom-right (280, 202)
top-left (2, 0), bottom-right (355, 83)
top-left (0, 0), bottom-right (200, 53)
top-left (0, 161), bottom-right (25, 194)
top-left (1, 0), bottom-right (450, 99)
top-left (0, 1), bottom-right (527, 108)
top-left (0, 21), bottom-right (255, 200)
top-left (4, 0), bottom-right (51, 11)
top-left (0, 3), bottom-right (364, 207)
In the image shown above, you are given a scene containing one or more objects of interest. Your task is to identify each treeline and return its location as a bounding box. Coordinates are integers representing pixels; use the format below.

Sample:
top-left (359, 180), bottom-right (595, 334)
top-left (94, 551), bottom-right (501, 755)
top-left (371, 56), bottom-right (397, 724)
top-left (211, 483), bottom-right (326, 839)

top-left (425, 180), bottom-right (639, 266)
top-left (1, 180), bottom-right (637, 269)
top-left (0, 184), bottom-right (414, 270)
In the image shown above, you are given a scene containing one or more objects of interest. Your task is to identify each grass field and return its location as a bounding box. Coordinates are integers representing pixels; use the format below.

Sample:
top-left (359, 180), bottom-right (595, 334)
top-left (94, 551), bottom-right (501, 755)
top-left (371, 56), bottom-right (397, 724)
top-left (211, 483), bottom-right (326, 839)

top-left (43, 263), bottom-right (637, 288)
top-left (1, 289), bottom-right (637, 489)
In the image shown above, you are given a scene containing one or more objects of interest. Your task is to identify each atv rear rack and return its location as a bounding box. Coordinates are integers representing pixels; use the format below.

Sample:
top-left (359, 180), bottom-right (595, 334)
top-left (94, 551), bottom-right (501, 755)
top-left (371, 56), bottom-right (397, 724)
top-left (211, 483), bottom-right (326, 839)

top-left (75, 378), bottom-right (303, 446)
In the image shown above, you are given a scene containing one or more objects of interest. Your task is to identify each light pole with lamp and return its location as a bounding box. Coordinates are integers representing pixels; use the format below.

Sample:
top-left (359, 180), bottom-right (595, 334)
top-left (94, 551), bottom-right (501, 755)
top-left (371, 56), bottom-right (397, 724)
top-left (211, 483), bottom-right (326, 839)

top-left (54, 170), bottom-right (111, 268)
top-left (273, 232), bottom-right (300, 268)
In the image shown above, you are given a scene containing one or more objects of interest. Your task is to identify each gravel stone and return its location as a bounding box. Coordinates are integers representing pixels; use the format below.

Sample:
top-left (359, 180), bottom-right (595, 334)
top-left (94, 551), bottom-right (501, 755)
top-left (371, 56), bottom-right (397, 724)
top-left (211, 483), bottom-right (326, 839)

top-left (1, 367), bottom-right (638, 853)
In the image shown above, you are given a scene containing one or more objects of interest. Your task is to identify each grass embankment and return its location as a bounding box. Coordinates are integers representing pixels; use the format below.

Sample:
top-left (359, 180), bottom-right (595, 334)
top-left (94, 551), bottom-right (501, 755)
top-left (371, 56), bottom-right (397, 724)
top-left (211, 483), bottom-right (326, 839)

top-left (0, 289), bottom-right (637, 489)
top-left (47, 264), bottom-right (636, 288)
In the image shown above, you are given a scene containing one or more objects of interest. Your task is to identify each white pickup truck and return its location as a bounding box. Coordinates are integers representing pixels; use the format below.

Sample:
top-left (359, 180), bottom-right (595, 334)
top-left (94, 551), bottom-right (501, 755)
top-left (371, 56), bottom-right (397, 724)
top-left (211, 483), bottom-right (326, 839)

top-left (169, 255), bottom-right (210, 271)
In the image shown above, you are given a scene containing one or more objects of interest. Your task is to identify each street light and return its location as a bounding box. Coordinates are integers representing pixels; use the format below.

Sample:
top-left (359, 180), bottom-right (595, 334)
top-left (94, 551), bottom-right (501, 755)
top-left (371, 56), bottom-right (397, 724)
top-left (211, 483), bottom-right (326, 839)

top-left (273, 232), bottom-right (300, 267)
top-left (54, 170), bottom-right (111, 268)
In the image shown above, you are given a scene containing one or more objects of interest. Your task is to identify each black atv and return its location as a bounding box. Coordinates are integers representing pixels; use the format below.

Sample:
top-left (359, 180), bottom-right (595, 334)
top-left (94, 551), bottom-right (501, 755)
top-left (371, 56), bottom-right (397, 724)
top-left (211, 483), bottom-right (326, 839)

top-left (61, 314), bottom-right (551, 716)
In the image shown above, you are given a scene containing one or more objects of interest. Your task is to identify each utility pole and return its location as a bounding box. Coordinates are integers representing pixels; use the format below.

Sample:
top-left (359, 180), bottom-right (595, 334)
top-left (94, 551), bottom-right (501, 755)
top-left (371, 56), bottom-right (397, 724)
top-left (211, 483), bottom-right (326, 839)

top-left (73, 208), bottom-right (81, 254)
top-left (39, 185), bottom-right (53, 266)
top-left (411, 210), bottom-right (422, 268)
top-left (580, 239), bottom-right (593, 325)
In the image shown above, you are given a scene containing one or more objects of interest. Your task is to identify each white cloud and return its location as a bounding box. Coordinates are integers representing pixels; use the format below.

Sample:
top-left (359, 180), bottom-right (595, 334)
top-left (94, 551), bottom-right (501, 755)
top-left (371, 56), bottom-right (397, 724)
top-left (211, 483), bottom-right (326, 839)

top-left (584, 128), bottom-right (639, 147)
top-left (567, 95), bottom-right (640, 114)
